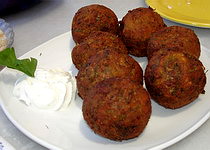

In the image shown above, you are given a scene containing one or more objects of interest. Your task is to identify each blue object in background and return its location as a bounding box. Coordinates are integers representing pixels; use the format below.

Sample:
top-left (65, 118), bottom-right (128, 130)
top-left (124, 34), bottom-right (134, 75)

top-left (0, 0), bottom-right (41, 15)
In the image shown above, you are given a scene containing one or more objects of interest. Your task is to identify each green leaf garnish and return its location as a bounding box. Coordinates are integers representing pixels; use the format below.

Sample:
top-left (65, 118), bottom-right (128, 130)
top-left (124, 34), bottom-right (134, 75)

top-left (0, 47), bottom-right (37, 77)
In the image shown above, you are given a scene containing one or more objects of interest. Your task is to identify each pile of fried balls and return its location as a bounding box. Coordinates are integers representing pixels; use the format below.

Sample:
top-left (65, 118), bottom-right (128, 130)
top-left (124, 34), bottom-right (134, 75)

top-left (71, 4), bottom-right (206, 141)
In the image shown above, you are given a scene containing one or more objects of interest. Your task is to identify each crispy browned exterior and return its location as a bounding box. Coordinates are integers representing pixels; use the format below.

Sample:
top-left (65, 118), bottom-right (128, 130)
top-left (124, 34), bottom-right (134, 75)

top-left (76, 50), bottom-right (143, 99)
top-left (119, 7), bottom-right (166, 57)
top-left (145, 49), bottom-right (206, 109)
top-left (147, 26), bottom-right (201, 60)
top-left (72, 31), bottom-right (128, 70)
top-left (82, 78), bottom-right (151, 141)
top-left (72, 4), bottom-right (118, 43)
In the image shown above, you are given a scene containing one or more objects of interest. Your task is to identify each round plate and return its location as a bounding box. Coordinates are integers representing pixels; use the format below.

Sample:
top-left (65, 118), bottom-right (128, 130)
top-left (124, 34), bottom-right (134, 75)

top-left (146, 0), bottom-right (210, 28)
top-left (0, 32), bottom-right (210, 150)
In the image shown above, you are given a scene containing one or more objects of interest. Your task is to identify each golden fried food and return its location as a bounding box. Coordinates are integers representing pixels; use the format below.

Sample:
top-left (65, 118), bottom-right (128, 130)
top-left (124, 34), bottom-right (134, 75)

top-left (83, 78), bottom-right (151, 141)
top-left (147, 26), bottom-right (201, 60)
top-left (119, 7), bottom-right (166, 57)
top-left (72, 4), bottom-right (119, 43)
top-left (76, 50), bottom-right (143, 99)
top-left (72, 31), bottom-right (128, 70)
top-left (145, 49), bottom-right (206, 109)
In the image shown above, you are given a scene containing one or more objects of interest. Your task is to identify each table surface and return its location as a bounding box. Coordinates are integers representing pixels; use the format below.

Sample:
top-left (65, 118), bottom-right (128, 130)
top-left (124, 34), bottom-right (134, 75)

top-left (1, 0), bottom-right (210, 150)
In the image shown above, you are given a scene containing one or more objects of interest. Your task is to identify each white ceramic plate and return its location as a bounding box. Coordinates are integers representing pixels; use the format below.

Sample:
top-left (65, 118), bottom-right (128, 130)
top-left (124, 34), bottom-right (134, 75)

top-left (0, 32), bottom-right (210, 150)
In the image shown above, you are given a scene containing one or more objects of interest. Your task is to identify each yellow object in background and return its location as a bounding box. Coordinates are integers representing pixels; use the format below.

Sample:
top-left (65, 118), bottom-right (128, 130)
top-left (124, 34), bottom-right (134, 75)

top-left (146, 0), bottom-right (210, 28)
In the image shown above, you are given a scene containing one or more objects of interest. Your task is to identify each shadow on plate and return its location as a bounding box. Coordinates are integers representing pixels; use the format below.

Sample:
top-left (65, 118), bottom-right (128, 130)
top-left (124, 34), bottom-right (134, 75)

top-left (0, 68), bottom-right (20, 85)
top-left (151, 98), bottom-right (202, 117)
top-left (79, 118), bottom-right (139, 145)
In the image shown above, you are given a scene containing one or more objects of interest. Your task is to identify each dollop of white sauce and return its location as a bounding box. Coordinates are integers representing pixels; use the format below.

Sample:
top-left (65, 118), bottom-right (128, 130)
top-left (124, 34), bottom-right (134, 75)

top-left (13, 69), bottom-right (76, 111)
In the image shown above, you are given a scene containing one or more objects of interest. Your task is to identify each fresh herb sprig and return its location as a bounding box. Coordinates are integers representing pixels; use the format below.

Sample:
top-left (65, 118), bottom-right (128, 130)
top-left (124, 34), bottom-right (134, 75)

top-left (0, 47), bottom-right (37, 77)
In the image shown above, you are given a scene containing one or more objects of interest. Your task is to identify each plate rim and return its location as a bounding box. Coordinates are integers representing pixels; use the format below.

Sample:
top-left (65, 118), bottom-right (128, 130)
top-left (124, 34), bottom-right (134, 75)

top-left (0, 31), bottom-right (210, 150)
top-left (145, 0), bottom-right (210, 28)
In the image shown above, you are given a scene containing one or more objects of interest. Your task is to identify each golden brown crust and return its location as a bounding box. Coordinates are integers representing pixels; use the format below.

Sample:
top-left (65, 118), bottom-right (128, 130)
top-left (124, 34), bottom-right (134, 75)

top-left (72, 4), bottom-right (119, 43)
top-left (76, 49), bottom-right (143, 99)
top-left (145, 49), bottom-right (206, 109)
top-left (72, 31), bottom-right (128, 70)
top-left (147, 26), bottom-right (201, 60)
top-left (119, 7), bottom-right (166, 57)
top-left (83, 78), bottom-right (151, 141)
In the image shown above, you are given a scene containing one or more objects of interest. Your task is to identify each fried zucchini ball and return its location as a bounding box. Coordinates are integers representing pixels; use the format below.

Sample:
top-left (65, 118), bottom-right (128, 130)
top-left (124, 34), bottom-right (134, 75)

top-left (83, 78), bottom-right (151, 141)
top-left (119, 7), bottom-right (166, 57)
top-left (72, 4), bottom-right (119, 43)
top-left (76, 50), bottom-right (143, 99)
top-left (145, 49), bottom-right (206, 109)
top-left (147, 26), bottom-right (201, 60)
top-left (72, 31), bottom-right (128, 70)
